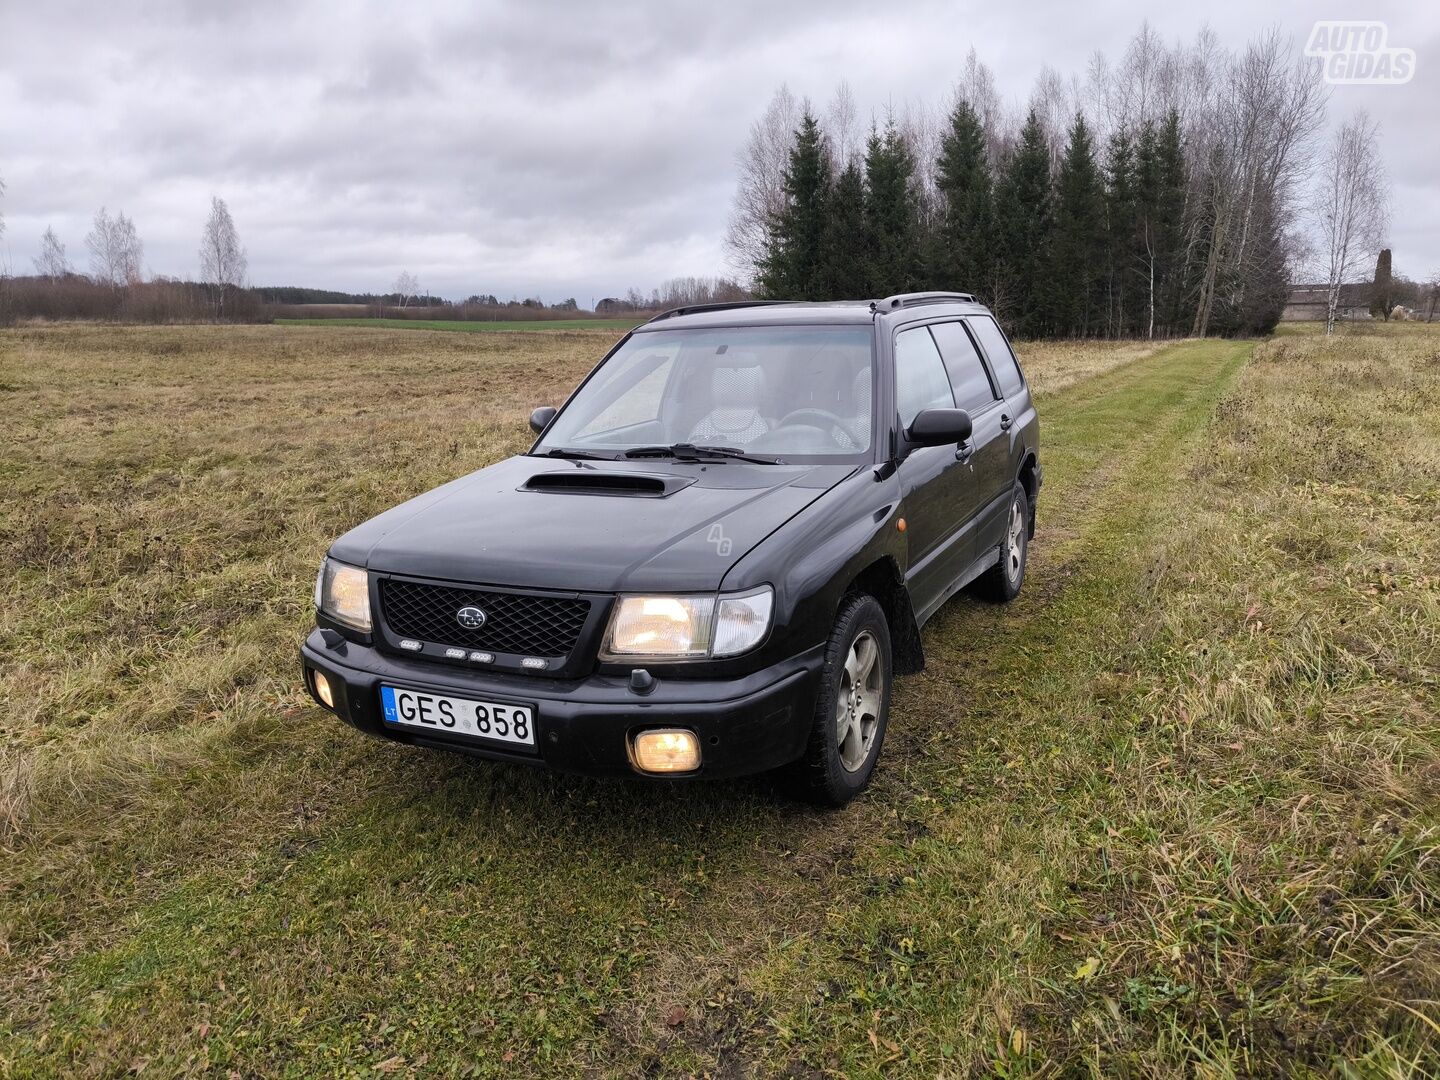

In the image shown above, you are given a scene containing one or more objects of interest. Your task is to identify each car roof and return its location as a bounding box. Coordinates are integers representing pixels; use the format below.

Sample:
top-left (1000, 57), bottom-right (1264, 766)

top-left (631, 297), bottom-right (992, 333)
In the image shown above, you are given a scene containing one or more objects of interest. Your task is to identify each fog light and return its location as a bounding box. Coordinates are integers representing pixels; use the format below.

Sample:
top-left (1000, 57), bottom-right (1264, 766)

top-left (631, 729), bottom-right (701, 774)
top-left (312, 670), bottom-right (335, 709)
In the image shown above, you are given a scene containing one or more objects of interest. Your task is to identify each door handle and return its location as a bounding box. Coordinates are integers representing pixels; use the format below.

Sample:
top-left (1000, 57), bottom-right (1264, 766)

top-left (999, 413), bottom-right (1013, 431)
top-left (955, 440), bottom-right (974, 463)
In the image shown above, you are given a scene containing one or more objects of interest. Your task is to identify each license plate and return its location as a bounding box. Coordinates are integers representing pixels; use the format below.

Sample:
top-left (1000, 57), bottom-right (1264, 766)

top-left (380, 685), bottom-right (536, 747)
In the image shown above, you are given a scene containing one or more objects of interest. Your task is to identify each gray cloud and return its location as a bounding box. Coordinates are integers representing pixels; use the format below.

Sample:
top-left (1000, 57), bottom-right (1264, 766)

top-left (2, 0), bottom-right (1438, 301)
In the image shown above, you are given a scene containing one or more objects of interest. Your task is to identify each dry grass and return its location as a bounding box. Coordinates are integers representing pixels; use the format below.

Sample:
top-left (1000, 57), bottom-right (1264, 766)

top-left (1, 322), bottom-right (1437, 1076)
top-left (1, 324), bottom-right (607, 859)
top-left (1016, 337), bottom-right (1177, 395)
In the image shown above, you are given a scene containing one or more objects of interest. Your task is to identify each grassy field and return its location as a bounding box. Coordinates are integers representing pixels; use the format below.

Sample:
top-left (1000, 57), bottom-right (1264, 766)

top-left (275, 316), bottom-right (643, 333)
top-left (1, 322), bottom-right (1437, 1076)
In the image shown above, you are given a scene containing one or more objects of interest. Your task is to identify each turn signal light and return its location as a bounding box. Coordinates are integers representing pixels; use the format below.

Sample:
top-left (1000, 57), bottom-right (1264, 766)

top-left (631, 729), bottom-right (701, 774)
top-left (312, 670), bottom-right (335, 709)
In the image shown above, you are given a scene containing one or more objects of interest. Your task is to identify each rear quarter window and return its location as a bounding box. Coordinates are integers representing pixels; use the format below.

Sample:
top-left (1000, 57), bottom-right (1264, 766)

top-left (968, 316), bottom-right (1025, 398)
top-left (929, 320), bottom-right (999, 413)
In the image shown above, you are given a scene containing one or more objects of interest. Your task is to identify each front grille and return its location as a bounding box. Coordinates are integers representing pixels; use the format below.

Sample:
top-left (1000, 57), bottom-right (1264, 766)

top-left (379, 579), bottom-right (591, 658)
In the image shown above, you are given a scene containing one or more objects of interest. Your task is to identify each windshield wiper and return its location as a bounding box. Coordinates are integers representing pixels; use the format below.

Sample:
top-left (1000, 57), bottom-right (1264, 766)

top-left (534, 447), bottom-right (612, 461)
top-left (623, 442), bottom-right (786, 465)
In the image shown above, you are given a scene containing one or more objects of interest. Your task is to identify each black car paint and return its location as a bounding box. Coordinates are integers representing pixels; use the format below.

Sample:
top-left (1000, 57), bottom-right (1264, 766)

top-left (302, 298), bottom-right (1040, 778)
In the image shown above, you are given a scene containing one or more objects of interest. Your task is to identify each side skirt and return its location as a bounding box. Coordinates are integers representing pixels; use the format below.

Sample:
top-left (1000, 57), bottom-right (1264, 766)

top-left (912, 544), bottom-right (1001, 628)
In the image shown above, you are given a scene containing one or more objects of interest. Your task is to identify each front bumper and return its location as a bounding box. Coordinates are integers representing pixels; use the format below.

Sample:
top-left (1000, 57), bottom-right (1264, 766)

top-left (300, 630), bottom-right (825, 779)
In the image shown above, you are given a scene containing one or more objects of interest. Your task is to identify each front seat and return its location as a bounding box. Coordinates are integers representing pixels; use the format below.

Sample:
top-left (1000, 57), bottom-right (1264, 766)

top-left (687, 364), bottom-right (769, 445)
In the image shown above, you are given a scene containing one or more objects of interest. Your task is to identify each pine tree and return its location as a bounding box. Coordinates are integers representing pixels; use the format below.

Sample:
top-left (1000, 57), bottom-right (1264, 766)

top-left (930, 99), bottom-right (993, 298)
top-left (1371, 248), bottom-right (1393, 320)
top-left (1228, 187), bottom-right (1289, 336)
top-left (817, 161), bottom-right (873, 299)
top-left (756, 111), bottom-right (831, 300)
top-left (1102, 129), bottom-right (1136, 336)
top-left (1153, 111), bottom-right (1190, 334)
top-left (994, 110), bottom-right (1054, 337)
top-left (1131, 121), bottom-right (1164, 338)
top-left (1051, 114), bottom-right (1106, 337)
top-left (863, 125), bottom-right (920, 295)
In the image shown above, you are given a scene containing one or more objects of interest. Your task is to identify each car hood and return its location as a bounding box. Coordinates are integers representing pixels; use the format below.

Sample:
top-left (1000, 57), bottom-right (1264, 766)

top-left (330, 455), bottom-right (859, 593)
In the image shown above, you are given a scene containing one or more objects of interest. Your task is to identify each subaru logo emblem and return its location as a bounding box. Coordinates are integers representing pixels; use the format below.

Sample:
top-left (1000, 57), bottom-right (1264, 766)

top-left (456, 605), bottom-right (487, 630)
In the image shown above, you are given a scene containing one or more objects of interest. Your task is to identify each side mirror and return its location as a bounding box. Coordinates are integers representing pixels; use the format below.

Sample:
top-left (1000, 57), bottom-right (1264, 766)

top-left (529, 406), bottom-right (558, 435)
top-left (906, 407), bottom-right (972, 447)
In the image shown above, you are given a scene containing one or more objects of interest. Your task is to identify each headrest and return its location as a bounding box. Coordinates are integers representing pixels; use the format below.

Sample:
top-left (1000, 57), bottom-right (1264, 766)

top-left (851, 366), bottom-right (872, 413)
top-left (710, 363), bottom-right (765, 407)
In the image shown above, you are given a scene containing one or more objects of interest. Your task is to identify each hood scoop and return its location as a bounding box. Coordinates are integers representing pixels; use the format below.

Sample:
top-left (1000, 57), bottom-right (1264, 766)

top-left (521, 470), bottom-right (698, 498)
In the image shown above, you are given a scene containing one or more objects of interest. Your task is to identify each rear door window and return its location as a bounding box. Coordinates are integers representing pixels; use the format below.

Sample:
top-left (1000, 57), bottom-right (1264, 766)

top-left (929, 321), bottom-right (999, 413)
top-left (894, 326), bottom-right (955, 428)
top-left (967, 316), bottom-right (1026, 397)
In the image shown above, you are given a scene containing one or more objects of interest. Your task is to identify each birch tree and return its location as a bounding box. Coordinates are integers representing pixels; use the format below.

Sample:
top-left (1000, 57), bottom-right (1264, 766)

top-left (724, 85), bottom-right (799, 280)
top-left (86, 207), bottom-right (144, 286)
top-left (34, 226), bottom-right (71, 279)
top-left (1314, 111), bottom-right (1387, 334)
top-left (392, 270), bottom-right (419, 307)
top-left (826, 81), bottom-right (860, 172)
top-left (199, 196), bottom-right (248, 318)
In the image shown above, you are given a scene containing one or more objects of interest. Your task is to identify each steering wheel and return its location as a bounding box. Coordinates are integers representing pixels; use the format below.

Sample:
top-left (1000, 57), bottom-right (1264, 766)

top-left (776, 408), bottom-right (864, 450)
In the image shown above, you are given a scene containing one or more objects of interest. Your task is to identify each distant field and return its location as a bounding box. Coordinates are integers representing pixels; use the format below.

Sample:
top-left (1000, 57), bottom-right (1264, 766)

top-left (276, 315), bottom-right (643, 333)
top-left (2, 323), bottom-right (1438, 1075)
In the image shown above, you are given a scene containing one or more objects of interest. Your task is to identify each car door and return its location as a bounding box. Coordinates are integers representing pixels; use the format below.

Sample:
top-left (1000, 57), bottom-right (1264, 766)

top-left (892, 324), bottom-right (974, 620)
top-left (965, 315), bottom-right (1034, 535)
top-left (929, 320), bottom-right (1011, 557)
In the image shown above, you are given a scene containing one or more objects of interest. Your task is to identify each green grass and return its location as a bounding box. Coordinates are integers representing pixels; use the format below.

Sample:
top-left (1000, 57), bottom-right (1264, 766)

top-left (1, 323), bottom-right (1437, 1076)
top-left (275, 316), bottom-right (643, 333)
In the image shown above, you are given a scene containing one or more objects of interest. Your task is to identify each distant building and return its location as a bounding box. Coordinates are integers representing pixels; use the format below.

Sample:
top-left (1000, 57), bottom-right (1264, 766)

top-left (1281, 283), bottom-right (1372, 322)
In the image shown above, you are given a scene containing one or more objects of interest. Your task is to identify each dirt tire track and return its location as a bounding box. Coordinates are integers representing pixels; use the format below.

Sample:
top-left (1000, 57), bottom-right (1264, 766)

top-left (592, 340), bottom-right (1253, 1076)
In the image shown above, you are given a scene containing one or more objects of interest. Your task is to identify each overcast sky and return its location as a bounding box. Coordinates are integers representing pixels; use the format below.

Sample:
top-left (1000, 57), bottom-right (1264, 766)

top-left (3, 1), bottom-right (1437, 303)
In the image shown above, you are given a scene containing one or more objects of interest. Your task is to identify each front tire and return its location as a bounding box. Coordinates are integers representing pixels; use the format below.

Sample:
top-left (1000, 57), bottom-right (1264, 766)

top-left (973, 482), bottom-right (1029, 603)
top-left (787, 593), bottom-right (893, 807)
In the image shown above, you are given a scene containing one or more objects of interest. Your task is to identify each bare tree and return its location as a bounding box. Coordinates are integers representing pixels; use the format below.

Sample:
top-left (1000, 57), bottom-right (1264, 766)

top-left (952, 47), bottom-right (1007, 167)
top-left (826, 81), bottom-right (860, 171)
top-left (724, 85), bottom-right (799, 281)
top-left (86, 208), bottom-right (117, 284)
top-left (198, 196), bottom-right (248, 318)
top-left (1314, 111), bottom-right (1388, 334)
top-left (1029, 64), bottom-right (1084, 173)
top-left (33, 226), bottom-right (71, 279)
top-left (392, 270), bottom-right (420, 307)
top-left (898, 98), bottom-right (941, 223)
top-left (0, 176), bottom-right (9, 327)
top-left (86, 207), bottom-right (144, 286)
top-left (1189, 29), bottom-right (1327, 335)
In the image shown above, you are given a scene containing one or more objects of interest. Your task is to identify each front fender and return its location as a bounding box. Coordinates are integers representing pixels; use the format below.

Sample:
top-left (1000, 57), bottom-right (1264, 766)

top-left (720, 469), bottom-right (915, 667)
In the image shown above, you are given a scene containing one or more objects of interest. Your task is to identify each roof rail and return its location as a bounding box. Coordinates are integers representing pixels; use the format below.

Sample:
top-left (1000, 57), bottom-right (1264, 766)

top-left (644, 300), bottom-right (793, 324)
top-left (871, 291), bottom-right (977, 312)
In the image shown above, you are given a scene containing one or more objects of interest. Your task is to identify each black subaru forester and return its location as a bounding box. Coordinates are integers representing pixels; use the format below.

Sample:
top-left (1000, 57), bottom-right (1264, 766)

top-left (301, 292), bottom-right (1040, 805)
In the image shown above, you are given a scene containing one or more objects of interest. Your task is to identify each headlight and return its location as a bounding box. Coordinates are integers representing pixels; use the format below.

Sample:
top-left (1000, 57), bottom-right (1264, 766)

top-left (315, 557), bottom-right (371, 632)
top-left (602, 587), bottom-right (773, 661)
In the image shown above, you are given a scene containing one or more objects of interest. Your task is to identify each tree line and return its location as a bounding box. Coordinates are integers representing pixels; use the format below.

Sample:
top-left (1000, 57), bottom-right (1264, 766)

top-left (3, 196), bottom-right (259, 324)
top-left (729, 25), bottom-right (1381, 339)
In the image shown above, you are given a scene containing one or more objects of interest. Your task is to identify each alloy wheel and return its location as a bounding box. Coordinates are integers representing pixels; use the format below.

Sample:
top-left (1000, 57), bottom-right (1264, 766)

top-left (835, 629), bottom-right (883, 772)
top-left (1006, 499), bottom-right (1025, 583)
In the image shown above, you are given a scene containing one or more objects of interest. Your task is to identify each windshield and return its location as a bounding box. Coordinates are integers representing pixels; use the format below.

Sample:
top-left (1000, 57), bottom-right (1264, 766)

top-left (536, 325), bottom-right (874, 460)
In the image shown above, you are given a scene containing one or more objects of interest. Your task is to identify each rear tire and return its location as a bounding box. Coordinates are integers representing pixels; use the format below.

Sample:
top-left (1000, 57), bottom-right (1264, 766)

top-left (972, 482), bottom-right (1029, 603)
top-left (785, 593), bottom-right (892, 807)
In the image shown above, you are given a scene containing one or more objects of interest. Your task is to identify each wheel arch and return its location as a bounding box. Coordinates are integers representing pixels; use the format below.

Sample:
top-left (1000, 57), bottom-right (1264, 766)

top-left (845, 556), bottom-right (924, 675)
top-left (1018, 450), bottom-right (1040, 538)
